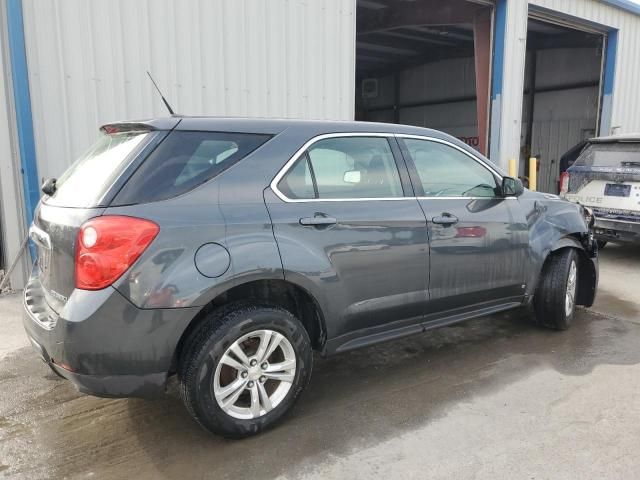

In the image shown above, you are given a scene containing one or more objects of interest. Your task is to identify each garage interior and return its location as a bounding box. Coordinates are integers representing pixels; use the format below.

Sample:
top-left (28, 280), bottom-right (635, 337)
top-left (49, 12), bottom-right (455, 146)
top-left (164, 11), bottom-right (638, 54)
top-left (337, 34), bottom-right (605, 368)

top-left (355, 1), bottom-right (606, 194)
top-left (521, 18), bottom-right (604, 193)
top-left (355, 0), bottom-right (493, 156)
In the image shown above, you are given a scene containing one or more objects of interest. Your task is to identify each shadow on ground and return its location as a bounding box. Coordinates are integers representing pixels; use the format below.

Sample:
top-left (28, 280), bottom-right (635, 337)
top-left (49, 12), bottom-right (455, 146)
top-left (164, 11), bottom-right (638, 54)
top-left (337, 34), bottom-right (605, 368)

top-left (1, 307), bottom-right (639, 479)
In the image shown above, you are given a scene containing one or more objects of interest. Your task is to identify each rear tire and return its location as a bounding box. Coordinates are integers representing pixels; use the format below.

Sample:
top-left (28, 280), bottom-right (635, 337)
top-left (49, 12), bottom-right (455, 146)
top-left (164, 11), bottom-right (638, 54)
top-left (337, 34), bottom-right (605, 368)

top-left (533, 249), bottom-right (579, 330)
top-left (178, 302), bottom-right (313, 438)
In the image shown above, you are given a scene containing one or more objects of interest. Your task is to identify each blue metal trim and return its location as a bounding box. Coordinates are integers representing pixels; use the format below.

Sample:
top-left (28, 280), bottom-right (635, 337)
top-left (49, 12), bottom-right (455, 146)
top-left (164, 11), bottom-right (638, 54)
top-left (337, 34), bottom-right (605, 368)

top-left (602, 30), bottom-right (618, 96)
top-left (489, 0), bottom-right (507, 163)
top-left (602, 0), bottom-right (640, 17)
top-left (491, 0), bottom-right (507, 101)
top-left (600, 29), bottom-right (618, 135)
top-left (6, 0), bottom-right (39, 229)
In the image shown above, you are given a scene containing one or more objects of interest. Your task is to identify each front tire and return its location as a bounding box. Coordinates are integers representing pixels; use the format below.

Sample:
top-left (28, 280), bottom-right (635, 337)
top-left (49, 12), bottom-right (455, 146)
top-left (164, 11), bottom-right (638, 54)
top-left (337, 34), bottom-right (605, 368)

top-left (179, 303), bottom-right (313, 438)
top-left (533, 249), bottom-right (579, 330)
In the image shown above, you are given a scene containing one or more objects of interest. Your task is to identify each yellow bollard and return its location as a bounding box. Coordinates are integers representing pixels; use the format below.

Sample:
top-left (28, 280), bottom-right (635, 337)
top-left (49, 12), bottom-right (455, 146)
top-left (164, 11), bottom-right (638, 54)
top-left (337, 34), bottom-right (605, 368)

top-left (508, 158), bottom-right (517, 177)
top-left (529, 157), bottom-right (537, 191)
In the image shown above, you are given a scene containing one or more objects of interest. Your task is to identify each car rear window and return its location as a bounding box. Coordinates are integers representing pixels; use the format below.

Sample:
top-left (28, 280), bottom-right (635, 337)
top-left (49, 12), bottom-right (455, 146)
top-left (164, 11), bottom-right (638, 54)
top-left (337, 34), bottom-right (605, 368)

top-left (44, 131), bottom-right (150, 208)
top-left (112, 131), bottom-right (271, 205)
top-left (574, 143), bottom-right (640, 168)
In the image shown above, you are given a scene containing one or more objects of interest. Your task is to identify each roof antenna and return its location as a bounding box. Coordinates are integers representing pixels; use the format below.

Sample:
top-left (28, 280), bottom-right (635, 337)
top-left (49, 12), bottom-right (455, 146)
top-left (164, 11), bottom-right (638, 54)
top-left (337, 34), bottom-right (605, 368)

top-left (146, 71), bottom-right (175, 115)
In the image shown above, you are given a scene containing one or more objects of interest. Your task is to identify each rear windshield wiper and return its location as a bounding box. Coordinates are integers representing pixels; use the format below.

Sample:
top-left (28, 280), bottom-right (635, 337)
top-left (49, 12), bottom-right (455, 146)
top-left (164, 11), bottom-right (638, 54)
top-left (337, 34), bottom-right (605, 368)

top-left (41, 177), bottom-right (57, 195)
top-left (621, 161), bottom-right (640, 167)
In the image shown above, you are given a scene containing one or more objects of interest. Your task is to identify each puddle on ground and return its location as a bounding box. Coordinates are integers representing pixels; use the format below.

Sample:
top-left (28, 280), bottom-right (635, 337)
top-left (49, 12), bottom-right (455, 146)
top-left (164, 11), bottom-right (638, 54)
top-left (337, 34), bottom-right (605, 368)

top-left (1, 308), bottom-right (640, 480)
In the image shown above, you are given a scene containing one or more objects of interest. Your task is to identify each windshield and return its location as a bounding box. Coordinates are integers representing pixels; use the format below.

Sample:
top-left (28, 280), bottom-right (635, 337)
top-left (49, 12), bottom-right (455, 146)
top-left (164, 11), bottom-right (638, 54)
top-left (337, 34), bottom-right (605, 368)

top-left (44, 131), bottom-right (150, 207)
top-left (574, 143), bottom-right (640, 168)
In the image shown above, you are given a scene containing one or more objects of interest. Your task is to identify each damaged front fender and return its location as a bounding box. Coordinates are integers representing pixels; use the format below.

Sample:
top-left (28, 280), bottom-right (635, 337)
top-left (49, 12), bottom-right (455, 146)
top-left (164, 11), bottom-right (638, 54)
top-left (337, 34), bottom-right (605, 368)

top-left (518, 191), bottom-right (598, 307)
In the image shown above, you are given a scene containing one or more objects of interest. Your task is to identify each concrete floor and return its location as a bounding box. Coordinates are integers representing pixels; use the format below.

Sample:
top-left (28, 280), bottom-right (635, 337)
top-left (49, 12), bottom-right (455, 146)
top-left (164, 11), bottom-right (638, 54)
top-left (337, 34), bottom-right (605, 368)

top-left (1, 244), bottom-right (639, 480)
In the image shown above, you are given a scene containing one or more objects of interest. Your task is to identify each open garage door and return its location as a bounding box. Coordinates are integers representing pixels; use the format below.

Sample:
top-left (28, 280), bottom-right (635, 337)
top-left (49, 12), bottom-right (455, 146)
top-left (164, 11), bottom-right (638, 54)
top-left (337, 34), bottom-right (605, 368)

top-left (355, 0), bottom-right (494, 156)
top-left (521, 17), bottom-right (605, 193)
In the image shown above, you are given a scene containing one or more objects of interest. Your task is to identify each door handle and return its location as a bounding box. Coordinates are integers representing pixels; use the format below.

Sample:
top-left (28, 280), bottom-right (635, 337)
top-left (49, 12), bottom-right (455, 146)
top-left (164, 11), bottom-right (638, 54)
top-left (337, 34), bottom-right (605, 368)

top-left (299, 214), bottom-right (337, 226)
top-left (432, 213), bottom-right (459, 226)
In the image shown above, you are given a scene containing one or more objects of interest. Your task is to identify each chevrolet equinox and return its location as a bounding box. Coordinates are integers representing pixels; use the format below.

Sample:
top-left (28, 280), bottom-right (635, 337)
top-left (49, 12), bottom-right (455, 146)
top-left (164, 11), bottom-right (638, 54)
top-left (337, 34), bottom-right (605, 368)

top-left (24, 117), bottom-right (598, 438)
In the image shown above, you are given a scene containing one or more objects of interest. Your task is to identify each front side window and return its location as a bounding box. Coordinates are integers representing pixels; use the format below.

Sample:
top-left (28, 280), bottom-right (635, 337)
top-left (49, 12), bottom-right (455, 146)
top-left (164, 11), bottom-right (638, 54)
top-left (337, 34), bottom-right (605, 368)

top-left (278, 136), bottom-right (403, 200)
top-left (403, 139), bottom-right (499, 198)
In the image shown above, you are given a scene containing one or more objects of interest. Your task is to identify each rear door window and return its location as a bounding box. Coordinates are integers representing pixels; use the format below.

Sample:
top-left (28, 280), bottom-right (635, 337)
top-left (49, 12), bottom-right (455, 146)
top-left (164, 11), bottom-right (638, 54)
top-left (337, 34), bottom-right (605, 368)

top-left (277, 136), bottom-right (404, 200)
top-left (113, 131), bottom-right (271, 204)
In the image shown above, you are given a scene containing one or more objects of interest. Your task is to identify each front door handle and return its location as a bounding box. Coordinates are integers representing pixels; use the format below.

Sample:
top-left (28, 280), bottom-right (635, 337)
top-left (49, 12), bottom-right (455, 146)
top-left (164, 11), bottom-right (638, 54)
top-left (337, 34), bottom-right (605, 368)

top-left (300, 214), bottom-right (337, 226)
top-left (432, 213), bottom-right (459, 226)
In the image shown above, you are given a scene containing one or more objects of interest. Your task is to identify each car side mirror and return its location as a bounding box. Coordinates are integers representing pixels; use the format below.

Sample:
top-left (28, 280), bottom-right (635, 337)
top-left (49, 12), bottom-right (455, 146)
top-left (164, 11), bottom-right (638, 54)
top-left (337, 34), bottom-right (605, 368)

top-left (502, 176), bottom-right (524, 197)
top-left (343, 170), bottom-right (361, 184)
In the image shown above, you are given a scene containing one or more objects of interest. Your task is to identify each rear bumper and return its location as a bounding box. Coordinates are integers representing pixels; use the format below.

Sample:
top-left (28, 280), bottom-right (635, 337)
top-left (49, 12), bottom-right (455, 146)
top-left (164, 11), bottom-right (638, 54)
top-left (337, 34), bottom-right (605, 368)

top-left (26, 333), bottom-right (167, 397)
top-left (23, 275), bottom-right (199, 398)
top-left (594, 217), bottom-right (640, 243)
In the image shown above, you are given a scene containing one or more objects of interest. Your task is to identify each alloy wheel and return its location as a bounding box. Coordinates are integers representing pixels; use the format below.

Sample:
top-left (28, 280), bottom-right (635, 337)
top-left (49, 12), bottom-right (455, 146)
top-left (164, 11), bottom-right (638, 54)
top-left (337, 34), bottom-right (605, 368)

top-left (213, 329), bottom-right (296, 420)
top-left (565, 260), bottom-right (577, 316)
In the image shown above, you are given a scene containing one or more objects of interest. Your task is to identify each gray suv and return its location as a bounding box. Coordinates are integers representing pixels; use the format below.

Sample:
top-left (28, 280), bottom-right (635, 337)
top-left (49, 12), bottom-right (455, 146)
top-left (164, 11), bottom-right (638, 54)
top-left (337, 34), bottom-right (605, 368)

top-left (23, 117), bottom-right (598, 438)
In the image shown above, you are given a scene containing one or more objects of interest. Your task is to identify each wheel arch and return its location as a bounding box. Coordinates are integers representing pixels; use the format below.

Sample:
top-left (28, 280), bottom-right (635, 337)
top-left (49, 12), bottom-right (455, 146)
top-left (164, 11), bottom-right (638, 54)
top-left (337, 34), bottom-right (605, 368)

top-left (170, 278), bottom-right (327, 374)
top-left (538, 234), bottom-right (597, 307)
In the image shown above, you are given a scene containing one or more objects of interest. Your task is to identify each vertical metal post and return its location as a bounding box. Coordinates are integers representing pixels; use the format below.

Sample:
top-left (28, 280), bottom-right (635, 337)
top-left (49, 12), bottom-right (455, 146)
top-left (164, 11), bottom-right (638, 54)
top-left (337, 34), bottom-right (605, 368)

top-left (524, 49), bottom-right (537, 164)
top-left (599, 29), bottom-right (618, 136)
top-left (529, 157), bottom-right (537, 191)
top-left (6, 0), bottom-right (39, 230)
top-left (489, 0), bottom-right (507, 163)
top-left (392, 71), bottom-right (400, 124)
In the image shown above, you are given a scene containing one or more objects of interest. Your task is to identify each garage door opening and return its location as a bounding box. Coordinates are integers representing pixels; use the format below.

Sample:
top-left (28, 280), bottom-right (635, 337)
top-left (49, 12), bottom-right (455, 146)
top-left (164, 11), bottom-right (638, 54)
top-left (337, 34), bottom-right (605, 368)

top-left (521, 18), bottom-right (604, 193)
top-left (355, 0), bottom-right (494, 155)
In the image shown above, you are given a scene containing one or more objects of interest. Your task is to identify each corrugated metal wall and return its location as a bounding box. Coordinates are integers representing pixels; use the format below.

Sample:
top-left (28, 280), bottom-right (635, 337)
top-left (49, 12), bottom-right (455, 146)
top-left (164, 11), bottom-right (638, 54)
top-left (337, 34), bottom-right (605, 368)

top-left (530, 0), bottom-right (640, 134)
top-left (363, 56), bottom-right (479, 145)
top-left (523, 47), bottom-right (601, 192)
top-left (21, 0), bottom-right (356, 180)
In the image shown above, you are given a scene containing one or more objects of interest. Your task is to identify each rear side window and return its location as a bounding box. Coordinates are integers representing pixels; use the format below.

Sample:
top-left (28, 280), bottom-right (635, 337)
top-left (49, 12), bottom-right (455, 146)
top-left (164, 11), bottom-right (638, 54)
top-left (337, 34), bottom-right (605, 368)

top-left (278, 136), bottom-right (403, 199)
top-left (113, 131), bottom-right (271, 204)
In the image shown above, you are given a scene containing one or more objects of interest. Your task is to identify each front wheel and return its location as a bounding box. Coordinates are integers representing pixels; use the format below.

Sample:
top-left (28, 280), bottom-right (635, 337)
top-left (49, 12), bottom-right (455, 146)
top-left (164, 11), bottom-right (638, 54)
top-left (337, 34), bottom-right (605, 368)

top-left (179, 303), bottom-right (313, 438)
top-left (533, 249), bottom-right (579, 330)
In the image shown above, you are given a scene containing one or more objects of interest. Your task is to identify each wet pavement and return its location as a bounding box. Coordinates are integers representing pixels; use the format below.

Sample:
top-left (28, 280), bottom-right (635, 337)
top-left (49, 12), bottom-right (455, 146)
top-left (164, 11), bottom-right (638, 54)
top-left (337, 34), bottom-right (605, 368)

top-left (1, 244), bottom-right (640, 479)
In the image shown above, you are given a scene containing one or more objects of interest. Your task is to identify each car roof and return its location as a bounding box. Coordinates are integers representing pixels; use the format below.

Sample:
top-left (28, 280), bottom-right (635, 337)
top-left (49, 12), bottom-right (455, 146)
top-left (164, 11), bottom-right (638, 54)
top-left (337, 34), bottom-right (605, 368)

top-left (589, 133), bottom-right (640, 143)
top-left (103, 115), bottom-right (451, 137)
top-left (101, 115), bottom-right (504, 174)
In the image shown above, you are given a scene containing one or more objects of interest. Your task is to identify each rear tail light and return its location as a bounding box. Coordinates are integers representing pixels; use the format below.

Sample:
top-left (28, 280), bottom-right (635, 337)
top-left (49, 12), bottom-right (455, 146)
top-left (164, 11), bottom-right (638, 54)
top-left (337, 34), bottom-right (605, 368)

top-left (559, 172), bottom-right (570, 195)
top-left (75, 216), bottom-right (159, 290)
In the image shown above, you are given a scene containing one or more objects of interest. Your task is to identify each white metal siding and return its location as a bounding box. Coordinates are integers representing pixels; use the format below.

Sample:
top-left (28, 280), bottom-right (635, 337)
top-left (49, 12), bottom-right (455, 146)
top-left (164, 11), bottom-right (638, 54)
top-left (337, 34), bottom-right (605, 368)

top-left (21, 0), bottom-right (356, 179)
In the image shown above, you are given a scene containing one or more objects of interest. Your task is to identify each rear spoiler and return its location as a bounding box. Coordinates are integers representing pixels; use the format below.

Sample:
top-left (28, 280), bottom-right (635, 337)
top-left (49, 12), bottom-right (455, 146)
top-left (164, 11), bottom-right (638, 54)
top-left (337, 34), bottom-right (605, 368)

top-left (100, 123), bottom-right (157, 134)
top-left (100, 117), bottom-right (182, 134)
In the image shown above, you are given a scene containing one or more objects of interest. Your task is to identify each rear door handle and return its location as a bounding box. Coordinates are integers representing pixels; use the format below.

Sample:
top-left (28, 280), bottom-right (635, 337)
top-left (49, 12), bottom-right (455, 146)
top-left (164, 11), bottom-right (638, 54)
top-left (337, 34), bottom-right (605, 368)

top-left (432, 213), bottom-right (459, 226)
top-left (300, 215), bottom-right (337, 226)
